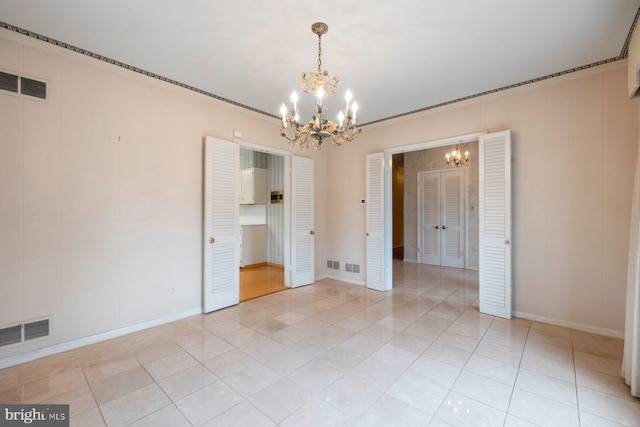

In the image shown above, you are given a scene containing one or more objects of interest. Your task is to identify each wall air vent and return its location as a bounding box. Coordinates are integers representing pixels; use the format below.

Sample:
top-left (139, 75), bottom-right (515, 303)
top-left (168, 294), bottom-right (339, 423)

top-left (24, 319), bottom-right (49, 341)
top-left (0, 317), bottom-right (52, 348)
top-left (0, 70), bottom-right (47, 100)
top-left (0, 325), bottom-right (22, 348)
top-left (0, 71), bottom-right (19, 93)
top-left (21, 77), bottom-right (47, 99)
top-left (345, 263), bottom-right (361, 273)
top-left (326, 260), bottom-right (341, 270)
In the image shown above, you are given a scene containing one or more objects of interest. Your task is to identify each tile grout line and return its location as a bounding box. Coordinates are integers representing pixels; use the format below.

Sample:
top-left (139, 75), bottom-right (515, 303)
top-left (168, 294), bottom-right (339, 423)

top-left (501, 320), bottom-right (532, 426)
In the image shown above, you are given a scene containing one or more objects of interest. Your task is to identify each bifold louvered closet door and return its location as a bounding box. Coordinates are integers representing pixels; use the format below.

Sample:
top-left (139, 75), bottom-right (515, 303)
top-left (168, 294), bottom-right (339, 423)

top-left (479, 130), bottom-right (512, 319)
top-left (366, 153), bottom-right (386, 291)
top-left (418, 169), bottom-right (465, 268)
top-left (203, 136), bottom-right (240, 313)
top-left (291, 156), bottom-right (315, 288)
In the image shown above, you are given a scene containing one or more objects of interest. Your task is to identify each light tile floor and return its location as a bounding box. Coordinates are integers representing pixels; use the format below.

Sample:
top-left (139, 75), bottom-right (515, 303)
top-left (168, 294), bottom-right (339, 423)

top-left (2, 261), bottom-right (640, 426)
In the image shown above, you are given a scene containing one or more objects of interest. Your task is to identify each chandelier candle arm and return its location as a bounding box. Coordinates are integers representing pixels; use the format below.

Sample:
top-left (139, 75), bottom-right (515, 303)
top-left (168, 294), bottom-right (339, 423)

top-left (279, 22), bottom-right (362, 149)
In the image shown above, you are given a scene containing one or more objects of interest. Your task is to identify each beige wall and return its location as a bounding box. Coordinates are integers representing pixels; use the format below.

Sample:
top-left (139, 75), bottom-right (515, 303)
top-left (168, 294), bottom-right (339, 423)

top-left (403, 142), bottom-right (479, 269)
top-left (0, 29), bottom-right (327, 360)
top-left (325, 61), bottom-right (637, 335)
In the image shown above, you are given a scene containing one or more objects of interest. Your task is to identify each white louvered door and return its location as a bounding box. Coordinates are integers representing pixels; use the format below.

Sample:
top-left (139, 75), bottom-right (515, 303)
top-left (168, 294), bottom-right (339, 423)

top-left (418, 173), bottom-right (441, 265)
top-left (418, 169), bottom-right (464, 268)
top-left (479, 130), bottom-right (512, 319)
top-left (203, 136), bottom-right (240, 313)
top-left (366, 153), bottom-right (386, 291)
top-left (441, 170), bottom-right (465, 268)
top-left (291, 156), bottom-right (315, 288)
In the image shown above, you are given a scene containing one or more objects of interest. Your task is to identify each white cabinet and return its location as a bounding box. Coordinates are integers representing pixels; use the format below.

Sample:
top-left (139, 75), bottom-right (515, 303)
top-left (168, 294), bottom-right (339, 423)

top-left (240, 168), bottom-right (267, 205)
top-left (240, 225), bottom-right (267, 267)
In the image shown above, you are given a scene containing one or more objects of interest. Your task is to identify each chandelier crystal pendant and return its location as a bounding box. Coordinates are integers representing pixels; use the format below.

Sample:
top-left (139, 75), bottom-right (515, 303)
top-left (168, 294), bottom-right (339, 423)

top-left (280, 22), bottom-right (361, 149)
top-left (445, 145), bottom-right (470, 167)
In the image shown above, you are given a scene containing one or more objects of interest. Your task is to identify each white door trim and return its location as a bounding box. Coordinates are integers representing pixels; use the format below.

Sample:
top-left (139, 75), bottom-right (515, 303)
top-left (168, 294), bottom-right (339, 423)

top-left (382, 131), bottom-right (487, 290)
top-left (237, 141), bottom-right (292, 288)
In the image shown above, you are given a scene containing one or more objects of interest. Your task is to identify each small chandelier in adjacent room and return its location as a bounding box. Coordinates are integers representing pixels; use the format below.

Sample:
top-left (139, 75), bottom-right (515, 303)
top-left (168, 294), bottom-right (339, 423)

top-left (280, 22), bottom-right (361, 149)
top-left (446, 145), bottom-right (469, 167)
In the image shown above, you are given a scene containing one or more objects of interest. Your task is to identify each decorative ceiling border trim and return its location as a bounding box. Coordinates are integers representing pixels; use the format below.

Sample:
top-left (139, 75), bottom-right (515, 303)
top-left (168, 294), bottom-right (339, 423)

top-left (2, 6), bottom-right (639, 128)
top-left (362, 5), bottom-right (640, 127)
top-left (360, 56), bottom-right (622, 126)
top-left (621, 6), bottom-right (640, 58)
top-left (0, 21), bottom-right (279, 120)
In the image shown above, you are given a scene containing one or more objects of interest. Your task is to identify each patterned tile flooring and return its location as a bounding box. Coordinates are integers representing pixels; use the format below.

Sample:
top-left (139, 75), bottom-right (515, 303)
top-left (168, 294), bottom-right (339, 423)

top-left (1, 261), bottom-right (639, 426)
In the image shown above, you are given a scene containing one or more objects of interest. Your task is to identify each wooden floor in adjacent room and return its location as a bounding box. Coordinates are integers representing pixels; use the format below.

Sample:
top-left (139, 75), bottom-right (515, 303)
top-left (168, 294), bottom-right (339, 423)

top-left (240, 264), bottom-right (286, 301)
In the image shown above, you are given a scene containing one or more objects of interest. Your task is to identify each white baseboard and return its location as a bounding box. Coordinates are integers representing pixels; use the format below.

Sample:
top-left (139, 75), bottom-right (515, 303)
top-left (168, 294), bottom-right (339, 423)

top-left (317, 274), bottom-right (365, 286)
top-left (403, 258), bottom-right (418, 263)
top-left (513, 311), bottom-right (623, 339)
top-left (0, 307), bottom-right (202, 369)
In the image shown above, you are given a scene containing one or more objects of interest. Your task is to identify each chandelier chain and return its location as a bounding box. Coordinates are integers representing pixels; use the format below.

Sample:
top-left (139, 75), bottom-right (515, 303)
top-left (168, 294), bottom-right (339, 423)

top-left (317, 34), bottom-right (322, 74)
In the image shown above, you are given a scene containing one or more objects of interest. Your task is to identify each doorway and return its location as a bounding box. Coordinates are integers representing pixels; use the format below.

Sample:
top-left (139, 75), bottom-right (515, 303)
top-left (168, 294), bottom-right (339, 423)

top-left (369, 131), bottom-right (512, 318)
top-left (204, 137), bottom-right (316, 313)
top-left (239, 148), bottom-right (286, 301)
top-left (390, 142), bottom-right (478, 271)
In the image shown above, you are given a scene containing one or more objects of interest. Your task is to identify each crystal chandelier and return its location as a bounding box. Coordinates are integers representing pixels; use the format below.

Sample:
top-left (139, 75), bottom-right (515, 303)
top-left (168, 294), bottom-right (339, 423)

top-left (446, 145), bottom-right (469, 167)
top-left (280, 22), bottom-right (361, 149)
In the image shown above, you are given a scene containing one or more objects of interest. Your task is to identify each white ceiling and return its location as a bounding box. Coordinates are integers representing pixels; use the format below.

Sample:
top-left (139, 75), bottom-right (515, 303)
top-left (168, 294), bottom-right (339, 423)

top-left (0, 1), bottom-right (638, 125)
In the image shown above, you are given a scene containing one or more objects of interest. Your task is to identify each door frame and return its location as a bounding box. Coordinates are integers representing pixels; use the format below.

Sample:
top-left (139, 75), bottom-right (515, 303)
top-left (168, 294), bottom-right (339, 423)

top-left (235, 139), bottom-right (293, 289)
top-left (382, 132), bottom-right (487, 289)
top-left (417, 168), bottom-right (467, 268)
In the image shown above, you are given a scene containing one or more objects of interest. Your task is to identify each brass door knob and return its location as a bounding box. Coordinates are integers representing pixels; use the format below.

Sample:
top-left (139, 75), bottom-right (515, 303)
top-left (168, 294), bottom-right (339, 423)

top-left (310, 230), bottom-right (315, 235)
top-left (504, 240), bottom-right (510, 245)
top-left (209, 237), bottom-right (215, 243)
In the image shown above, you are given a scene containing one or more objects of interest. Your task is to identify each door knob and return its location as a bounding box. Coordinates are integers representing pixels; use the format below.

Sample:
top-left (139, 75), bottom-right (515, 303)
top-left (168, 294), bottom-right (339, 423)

top-left (310, 230), bottom-right (315, 235)
top-left (209, 237), bottom-right (215, 243)
top-left (442, 226), bottom-right (448, 230)
top-left (504, 240), bottom-right (510, 245)
top-left (432, 225), bottom-right (440, 229)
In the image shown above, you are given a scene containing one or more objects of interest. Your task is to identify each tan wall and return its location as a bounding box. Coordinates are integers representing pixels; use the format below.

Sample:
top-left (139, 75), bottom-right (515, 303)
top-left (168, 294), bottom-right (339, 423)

top-left (403, 142), bottom-right (479, 269)
top-left (0, 29), bottom-right (327, 360)
top-left (325, 61), bottom-right (637, 334)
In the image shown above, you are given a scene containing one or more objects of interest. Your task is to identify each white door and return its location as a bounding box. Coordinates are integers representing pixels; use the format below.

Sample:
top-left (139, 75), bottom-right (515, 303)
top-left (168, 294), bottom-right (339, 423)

top-left (418, 169), bottom-right (464, 268)
top-left (418, 172), bottom-right (441, 265)
top-left (291, 156), bottom-right (315, 287)
top-left (479, 130), bottom-right (512, 319)
top-left (441, 170), bottom-right (465, 268)
top-left (203, 136), bottom-right (240, 313)
top-left (366, 153), bottom-right (386, 291)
